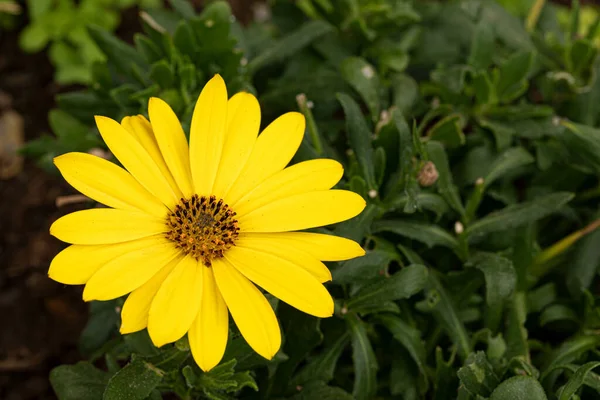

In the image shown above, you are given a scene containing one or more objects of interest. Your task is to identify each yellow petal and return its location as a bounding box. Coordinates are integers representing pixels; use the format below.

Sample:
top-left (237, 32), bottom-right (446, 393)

top-left (54, 152), bottom-right (166, 218)
top-left (120, 257), bottom-right (179, 334)
top-left (148, 256), bottom-right (203, 347)
top-left (238, 190), bottom-right (366, 233)
top-left (83, 238), bottom-right (179, 301)
top-left (50, 209), bottom-right (167, 245)
top-left (242, 232), bottom-right (365, 261)
top-left (233, 159), bottom-right (343, 217)
top-left (148, 97), bottom-right (194, 198)
top-left (49, 237), bottom-right (158, 285)
top-left (212, 258), bottom-right (281, 360)
top-left (94, 116), bottom-right (179, 208)
top-left (225, 246), bottom-right (333, 317)
top-left (237, 234), bottom-right (331, 283)
top-left (121, 115), bottom-right (183, 199)
top-left (212, 92), bottom-right (261, 198)
top-left (188, 267), bottom-right (229, 371)
top-left (224, 112), bottom-right (305, 204)
top-left (189, 74), bottom-right (228, 195)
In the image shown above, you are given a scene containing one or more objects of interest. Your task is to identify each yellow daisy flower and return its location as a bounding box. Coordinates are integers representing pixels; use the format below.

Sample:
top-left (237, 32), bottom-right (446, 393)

top-left (48, 74), bottom-right (366, 371)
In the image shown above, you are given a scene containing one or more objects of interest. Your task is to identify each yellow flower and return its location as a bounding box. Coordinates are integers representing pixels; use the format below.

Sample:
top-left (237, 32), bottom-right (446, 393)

top-left (48, 75), bottom-right (366, 371)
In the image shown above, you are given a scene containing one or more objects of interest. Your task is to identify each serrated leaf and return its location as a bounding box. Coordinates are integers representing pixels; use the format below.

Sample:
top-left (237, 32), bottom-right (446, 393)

top-left (103, 359), bottom-right (163, 400)
top-left (348, 264), bottom-right (428, 310)
top-left (346, 313), bottom-right (378, 400)
top-left (489, 376), bottom-right (547, 400)
top-left (340, 57), bottom-right (381, 120)
top-left (373, 220), bottom-right (459, 251)
top-left (337, 92), bottom-right (377, 190)
top-left (50, 362), bottom-right (109, 400)
top-left (466, 192), bottom-right (574, 241)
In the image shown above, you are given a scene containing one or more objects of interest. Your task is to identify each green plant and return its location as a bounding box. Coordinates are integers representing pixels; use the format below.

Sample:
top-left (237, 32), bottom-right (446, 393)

top-left (28, 0), bottom-right (600, 399)
top-left (19, 0), bottom-right (161, 84)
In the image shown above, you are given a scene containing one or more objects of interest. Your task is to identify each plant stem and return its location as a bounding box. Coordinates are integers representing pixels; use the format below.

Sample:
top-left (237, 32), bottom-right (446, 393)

top-left (526, 0), bottom-right (546, 33)
top-left (296, 93), bottom-right (323, 155)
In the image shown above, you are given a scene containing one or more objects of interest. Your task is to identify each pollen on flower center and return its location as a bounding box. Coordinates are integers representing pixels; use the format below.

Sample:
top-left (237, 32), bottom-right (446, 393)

top-left (165, 194), bottom-right (239, 266)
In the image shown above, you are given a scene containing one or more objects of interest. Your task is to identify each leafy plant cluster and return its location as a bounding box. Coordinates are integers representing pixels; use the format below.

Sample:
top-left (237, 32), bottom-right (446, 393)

top-left (18, 0), bottom-right (161, 84)
top-left (29, 0), bottom-right (600, 399)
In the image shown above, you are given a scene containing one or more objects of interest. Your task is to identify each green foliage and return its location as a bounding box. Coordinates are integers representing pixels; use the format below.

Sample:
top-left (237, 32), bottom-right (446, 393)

top-left (19, 0), bottom-right (161, 84)
top-left (29, 0), bottom-right (600, 399)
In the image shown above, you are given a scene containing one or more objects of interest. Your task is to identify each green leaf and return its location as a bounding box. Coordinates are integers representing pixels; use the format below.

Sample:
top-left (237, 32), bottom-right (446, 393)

top-left (290, 381), bottom-right (354, 400)
top-left (340, 57), bottom-right (381, 120)
top-left (469, 20), bottom-right (495, 70)
top-left (337, 92), bottom-right (377, 191)
top-left (79, 300), bottom-right (120, 357)
top-left (19, 20), bottom-right (51, 53)
top-left (542, 335), bottom-right (600, 379)
top-left (333, 250), bottom-right (392, 284)
top-left (348, 264), bottom-right (428, 310)
top-left (88, 25), bottom-right (147, 78)
top-left (483, 147), bottom-right (535, 189)
top-left (559, 121), bottom-right (600, 174)
top-left (346, 313), bottom-right (378, 400)
top-left (427, 114), bottom-right (466, 149)
top-left (457, 351), bottom-right (501, 397)
top-left (292, 333), bottom-right (350, 385)
top-left (426, 140), bottom-right (466, 217)
top-left (149, 60), bottom-right (174, 88)
top-left (373, 220), bottom-right (459, 251)
top-left (376, 315), bottom-right (427, 375)
top-left (466, 192), bottom-right (574, 241)
top-left (425, 272), bottom-right (471, 360)
top-left (489, 376), bottom-right (547, 400)
top-left (469, 253), bottom-right (516, 331)
top-left (103, 359), bottom-right (163, 400)
top-left (50, 362), bottom-right (109, 400)
top-left (386, 192), bottom-right (450, 220)
top-left (552, 364), bottom-right (600, 393)
top-left (392, 73), bottom-right (419, 114)
top-left (539, 304), bottom-right (579, 327)
top-left (248, 20), bottom-right (333, 72)
top-left (169, 0), bottom-right (196, 19)
top-left (496, 51), bottom-right (535, 103)
top-left (567, 218), bottom-right (600, 296)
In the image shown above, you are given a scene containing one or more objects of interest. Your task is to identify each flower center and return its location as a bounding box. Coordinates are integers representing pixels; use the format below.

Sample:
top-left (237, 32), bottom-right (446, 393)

top-left (165, 194), bottom-right (239, 266)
